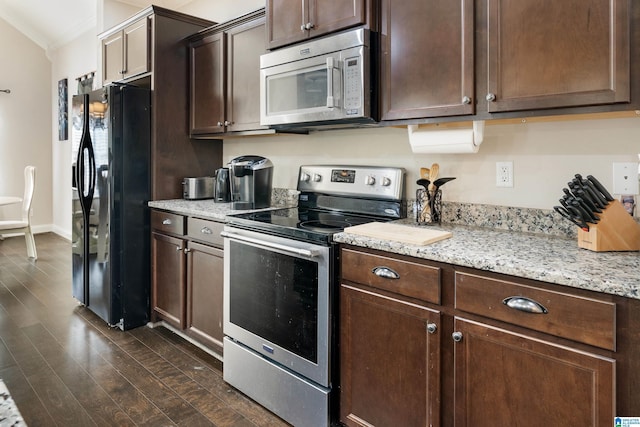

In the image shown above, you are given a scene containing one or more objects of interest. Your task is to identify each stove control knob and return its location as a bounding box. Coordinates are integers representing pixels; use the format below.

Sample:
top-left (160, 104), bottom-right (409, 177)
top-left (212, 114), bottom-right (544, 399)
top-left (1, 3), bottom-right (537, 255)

top-left (381, 177), bottom-right (392, 187)
top-left (300, 172), bottom-right (311, 182)
top-left (365, 175), bottom-right (376, 186)
top-left (312, 173), bottom-right (322, 182)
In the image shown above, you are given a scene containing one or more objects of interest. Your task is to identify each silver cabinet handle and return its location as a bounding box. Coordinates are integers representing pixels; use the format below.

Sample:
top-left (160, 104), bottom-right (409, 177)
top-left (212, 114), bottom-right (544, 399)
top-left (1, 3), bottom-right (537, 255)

top-left (452, 331), bottom-right (463, 342)
top-left (371, 266), bottom-right (400, 280)
top-left (300, 24), bottom-right (306, 31)
top-left (502, 296), bottom-right (548, 314)
top-left (162, 219), bottom-right (172, 225)
top-left (175, 246), bottom-right (182, 252)
top-left (224, 120), bottom-right (231, 126)
top-left (217, 121), bottom-right (223, 126)
top-left (200, 227), bottom-right (213, 235)
top-left (427, 323), bottom-right (437, 334)
top-left (184, 248), bottom-right (191, 254)
top-left (486, 93), bottom-right (496, 102)
top-left (462, 95), bottom-right (471, 104)
top-left (305, 22), bottom-right (315, 30)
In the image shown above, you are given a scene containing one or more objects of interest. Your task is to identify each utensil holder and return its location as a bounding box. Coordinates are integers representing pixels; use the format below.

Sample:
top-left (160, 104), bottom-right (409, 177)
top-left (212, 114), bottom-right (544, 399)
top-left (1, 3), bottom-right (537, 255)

top-left (577, 200), bottom-right (640, 251)
top-left (416, 189), bottom-right (442, 225)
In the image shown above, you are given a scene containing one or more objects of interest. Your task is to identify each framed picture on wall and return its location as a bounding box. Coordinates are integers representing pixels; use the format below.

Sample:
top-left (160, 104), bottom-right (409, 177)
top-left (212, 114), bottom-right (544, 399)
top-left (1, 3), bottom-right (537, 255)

top-left (58, 78), bottom-right (68, 141)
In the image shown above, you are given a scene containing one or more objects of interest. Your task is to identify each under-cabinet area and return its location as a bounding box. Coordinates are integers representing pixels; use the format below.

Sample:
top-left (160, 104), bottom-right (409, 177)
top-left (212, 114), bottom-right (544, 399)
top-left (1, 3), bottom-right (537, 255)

top-left (339, 245), bottom-right (638, 427)
top-left (150, 209), bottom-right (224, 356)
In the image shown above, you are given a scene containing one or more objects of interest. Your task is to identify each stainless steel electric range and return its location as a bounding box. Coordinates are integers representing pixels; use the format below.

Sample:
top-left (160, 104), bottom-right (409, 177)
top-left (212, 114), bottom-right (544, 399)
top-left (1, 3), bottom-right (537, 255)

top-left (222, 165), bottom-right (406, 426)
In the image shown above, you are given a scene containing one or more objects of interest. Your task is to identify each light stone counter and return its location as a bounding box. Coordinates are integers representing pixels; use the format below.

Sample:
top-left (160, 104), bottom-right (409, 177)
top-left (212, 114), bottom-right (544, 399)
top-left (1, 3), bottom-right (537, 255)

top-left (334, 218), bottom-right (640, 300)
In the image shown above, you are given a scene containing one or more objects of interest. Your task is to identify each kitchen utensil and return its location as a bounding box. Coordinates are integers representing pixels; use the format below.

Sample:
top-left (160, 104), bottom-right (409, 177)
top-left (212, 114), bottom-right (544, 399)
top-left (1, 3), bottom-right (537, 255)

top-left (344, 222), bottom-right (452, 245)
top-left (416, 178), bottom-right (430, 190)
top-left (420, 167), bottom-right (430, 179)
top-left (428, 163), bottom-right (440, 192)
top-left (553, 205), bottom-right (589, 231)
top-left (587, 175), bottom-right (614, 201)
top-left (433, 177), bottom-right (456, 188)
top-left (214, 167), bottom-right (231, 202)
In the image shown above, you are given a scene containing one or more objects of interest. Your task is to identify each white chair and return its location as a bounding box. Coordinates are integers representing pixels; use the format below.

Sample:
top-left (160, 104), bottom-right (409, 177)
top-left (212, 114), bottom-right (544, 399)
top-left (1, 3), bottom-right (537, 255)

top-left (0, 166), bottom-right (37, 259)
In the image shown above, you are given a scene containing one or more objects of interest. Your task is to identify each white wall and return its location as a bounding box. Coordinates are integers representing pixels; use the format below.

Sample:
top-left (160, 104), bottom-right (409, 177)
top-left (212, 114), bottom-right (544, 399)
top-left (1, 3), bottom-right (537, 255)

top-left (0, 16), bottom-right (53, 231)
top-left (222, 116), bottom-right (640, 210)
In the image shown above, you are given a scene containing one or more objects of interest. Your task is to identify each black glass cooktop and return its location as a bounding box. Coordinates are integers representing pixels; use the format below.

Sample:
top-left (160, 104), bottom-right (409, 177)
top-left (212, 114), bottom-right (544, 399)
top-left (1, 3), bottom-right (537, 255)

top-left (226, 207), bottom-right (381, 244)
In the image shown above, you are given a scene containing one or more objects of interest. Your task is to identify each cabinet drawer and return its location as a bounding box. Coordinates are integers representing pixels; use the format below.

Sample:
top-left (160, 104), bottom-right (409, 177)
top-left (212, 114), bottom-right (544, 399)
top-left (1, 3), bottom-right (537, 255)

top-left (341, 248), bottom-right (441, 304)
top-left (151, 210), bottom-right (185, 235)
top-left (187, 217), bottom-right (224, 247)
top-left (455, 272), bottom-right (616, 351)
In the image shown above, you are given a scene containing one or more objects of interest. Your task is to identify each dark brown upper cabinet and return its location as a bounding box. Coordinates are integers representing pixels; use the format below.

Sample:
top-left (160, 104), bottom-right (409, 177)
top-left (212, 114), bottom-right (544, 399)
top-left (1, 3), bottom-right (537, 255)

top-left (189, 10), bottom-right (267, 137)
top-left (380, 0), bottom-right (475, 120)
top-left (379, 0), bottom-right (633, 122)
top-left (266, 0), bottom-right (371, 49)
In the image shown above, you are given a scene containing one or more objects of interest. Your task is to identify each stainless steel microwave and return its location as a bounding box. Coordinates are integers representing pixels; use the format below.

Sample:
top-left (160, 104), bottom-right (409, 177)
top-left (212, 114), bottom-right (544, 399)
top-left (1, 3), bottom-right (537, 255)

top-left (260, 28), bottom-right (376, 129)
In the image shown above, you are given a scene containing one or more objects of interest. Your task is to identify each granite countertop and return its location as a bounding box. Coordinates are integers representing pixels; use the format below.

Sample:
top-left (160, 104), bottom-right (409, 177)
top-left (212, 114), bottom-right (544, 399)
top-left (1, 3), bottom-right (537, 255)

top-left (333, 218), bottom-right (640, 300)
top-left (148, 199), bottom-right (263, 221)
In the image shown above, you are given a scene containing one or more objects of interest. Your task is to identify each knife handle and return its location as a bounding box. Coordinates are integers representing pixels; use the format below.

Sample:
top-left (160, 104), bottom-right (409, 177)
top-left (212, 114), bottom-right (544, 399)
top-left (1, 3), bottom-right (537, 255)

top-left (587, 175), bottom-right (615, 201)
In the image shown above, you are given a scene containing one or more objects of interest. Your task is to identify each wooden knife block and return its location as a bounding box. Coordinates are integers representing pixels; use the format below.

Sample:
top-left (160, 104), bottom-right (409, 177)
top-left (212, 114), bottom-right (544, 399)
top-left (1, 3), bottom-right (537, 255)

top-left (577, 200), bottom-right (640, 251)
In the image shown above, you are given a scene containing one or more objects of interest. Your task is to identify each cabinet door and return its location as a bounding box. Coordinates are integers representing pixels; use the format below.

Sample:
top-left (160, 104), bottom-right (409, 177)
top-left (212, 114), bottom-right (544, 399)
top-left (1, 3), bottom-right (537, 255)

top-left (380, 0), bottom-right (474, 120)
top-left (486, 0), bottom-right (630, 112)
top-left (453, 318), bottom-right (615, 426)
top-left (102, 31), bottom-right (124, 86)
top-left (190, 32), bottom-right (226, 135)
top-left (151, 232), bottom-right (186, 329)
top-left (123, 17), bottom-right (150, 80)
top-left (226, 17), bottom-right (268, 132)
top-left (309, 0), bottom-right (366, 38)
top-left (340, 284), bottom-right (441, 427)
top-left (266, 0), bottom-right (306, 49)
top-left (186, 241), bottom-right (224, 354)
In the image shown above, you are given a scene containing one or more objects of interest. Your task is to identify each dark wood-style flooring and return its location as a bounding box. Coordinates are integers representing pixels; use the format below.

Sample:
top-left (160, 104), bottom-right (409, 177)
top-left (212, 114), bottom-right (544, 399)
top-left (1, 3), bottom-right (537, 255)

top-left (0, 233), bottom-right (289, 426)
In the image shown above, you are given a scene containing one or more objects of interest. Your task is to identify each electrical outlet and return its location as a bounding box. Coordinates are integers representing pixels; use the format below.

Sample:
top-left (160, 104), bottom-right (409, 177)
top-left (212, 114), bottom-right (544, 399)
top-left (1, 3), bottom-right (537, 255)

top-left (613, 162), bottom-right (639, 195)
top-left (496, 161), bottom-right (513, 187)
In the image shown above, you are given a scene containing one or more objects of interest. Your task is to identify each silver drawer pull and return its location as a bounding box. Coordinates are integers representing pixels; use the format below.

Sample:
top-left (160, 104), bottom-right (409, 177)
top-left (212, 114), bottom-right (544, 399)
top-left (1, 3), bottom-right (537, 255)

top-left (502, 296), bottom-right (548, 314)
top-left (372, 266), bottom-right (400, 280)
top-left (201, 227), bottom-right (213, 234)
top-left (162, 219), bottom-right (172, 225)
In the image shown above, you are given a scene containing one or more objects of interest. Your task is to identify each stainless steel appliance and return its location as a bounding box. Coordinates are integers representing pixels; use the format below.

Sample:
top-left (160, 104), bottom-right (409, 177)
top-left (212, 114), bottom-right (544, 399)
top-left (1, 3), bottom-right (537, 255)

top-left (222, 165), bottom-right (406, 427)
top-left (71, 84), bottom-right (151, 330)
top-left (260, 27), bottom-right (376, 129)
top-left (214, 167), bottom-right (231, 202)
top-left (228, 155), bottom-right (273, 209)
top-left (182, 176), bottom-right (214, 200)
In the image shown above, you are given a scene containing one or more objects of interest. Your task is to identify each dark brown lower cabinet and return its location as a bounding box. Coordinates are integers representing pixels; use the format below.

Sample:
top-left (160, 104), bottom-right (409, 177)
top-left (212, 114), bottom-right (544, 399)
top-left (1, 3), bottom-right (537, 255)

top-left (151, 210), bottom-right (224, 356)
top-left (340, 284), bottom-right (441, 427)
top-left (339, 246), bottom-right (628, 427)
top-left (186, 241), bottom-right (224, 354)
top-left (453, 317), bottom-right (614, 426)
top-left (151, 232), bottom-right (186, 329)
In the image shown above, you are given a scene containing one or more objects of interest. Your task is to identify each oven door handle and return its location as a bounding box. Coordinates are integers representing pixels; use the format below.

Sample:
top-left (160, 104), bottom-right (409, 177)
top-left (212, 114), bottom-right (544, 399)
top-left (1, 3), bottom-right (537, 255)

top-left (221, 231), bottom-right (319, 258)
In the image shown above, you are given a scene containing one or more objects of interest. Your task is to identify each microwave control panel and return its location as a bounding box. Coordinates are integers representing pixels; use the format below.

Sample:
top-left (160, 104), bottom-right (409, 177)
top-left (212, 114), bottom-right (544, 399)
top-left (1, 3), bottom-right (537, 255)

top-left (343, 57), bottom-right (362, 114)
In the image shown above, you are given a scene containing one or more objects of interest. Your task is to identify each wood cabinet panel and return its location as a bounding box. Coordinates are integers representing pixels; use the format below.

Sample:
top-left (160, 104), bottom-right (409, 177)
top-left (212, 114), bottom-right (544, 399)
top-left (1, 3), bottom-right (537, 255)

top-left (486, 0), bottom-right (630, 112)
top-left (340, 284), bottom-right (441, 427)
top-left (190, 32), bottom-right (225, 135)
top-left (186, 241), bottom-right (224, 354)
top-left (266, 0), bottom-right (368, 49)
top-left (123, 18), bottom-right (150, 80)
top-left (102, 31), bottom-right (124, 86)
top-left (341, 248), bottom-right (441, 304)
top-left (151, 231), bottom-right (186, 328)
top-left (187, 217), bottom-right (224, 247)
top-left (453, 317), bottom-right (615, 426)
top-left (380, 0), bottom-right (474, 119)
top-left (151, 210), bottom-right (185, 235)
top-left (454, 271), bottom-right (616, 350)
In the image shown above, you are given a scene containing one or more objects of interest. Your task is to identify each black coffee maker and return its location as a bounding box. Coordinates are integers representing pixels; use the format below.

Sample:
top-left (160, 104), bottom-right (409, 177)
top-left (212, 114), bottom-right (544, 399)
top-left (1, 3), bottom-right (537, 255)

top-left (228, 156), bottom-right (274, 209)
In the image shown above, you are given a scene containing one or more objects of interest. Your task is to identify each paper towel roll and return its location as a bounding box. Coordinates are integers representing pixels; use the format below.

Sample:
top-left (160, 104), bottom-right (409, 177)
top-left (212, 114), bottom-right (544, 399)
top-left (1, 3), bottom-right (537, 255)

top-left (408, 121), bottom-right (485, 154)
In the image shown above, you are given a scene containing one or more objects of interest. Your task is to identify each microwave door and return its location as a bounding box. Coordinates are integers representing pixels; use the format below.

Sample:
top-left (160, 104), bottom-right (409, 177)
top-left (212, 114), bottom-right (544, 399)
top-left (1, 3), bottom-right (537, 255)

top-left (262, 55), bottom-right (343, 126)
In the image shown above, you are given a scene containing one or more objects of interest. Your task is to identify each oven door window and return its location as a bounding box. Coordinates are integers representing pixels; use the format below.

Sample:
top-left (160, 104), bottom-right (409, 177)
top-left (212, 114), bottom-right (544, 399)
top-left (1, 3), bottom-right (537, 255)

top-left (228, 241), bottom-right (319, 363)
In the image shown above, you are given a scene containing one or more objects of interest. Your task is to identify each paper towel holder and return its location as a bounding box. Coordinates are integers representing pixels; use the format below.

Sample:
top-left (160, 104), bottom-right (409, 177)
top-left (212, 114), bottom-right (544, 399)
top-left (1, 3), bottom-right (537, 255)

top-left (407, 120), bottom-right (485, 154)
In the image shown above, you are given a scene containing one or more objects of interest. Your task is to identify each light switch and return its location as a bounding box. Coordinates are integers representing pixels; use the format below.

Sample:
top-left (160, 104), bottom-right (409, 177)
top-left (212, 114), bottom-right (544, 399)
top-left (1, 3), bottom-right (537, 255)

top-left (612, 162), bottom-right (639, 195)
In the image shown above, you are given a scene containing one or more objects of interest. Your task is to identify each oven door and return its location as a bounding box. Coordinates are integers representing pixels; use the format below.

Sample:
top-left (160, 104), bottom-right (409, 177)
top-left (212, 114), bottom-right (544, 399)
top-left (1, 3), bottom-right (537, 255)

top-left (222, 226), bottom-right (332, 387)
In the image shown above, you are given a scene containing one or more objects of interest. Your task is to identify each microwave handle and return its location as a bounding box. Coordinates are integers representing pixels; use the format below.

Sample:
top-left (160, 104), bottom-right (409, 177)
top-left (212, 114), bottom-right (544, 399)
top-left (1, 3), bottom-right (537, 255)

top-left (326, 57), bottom-right (339, 108)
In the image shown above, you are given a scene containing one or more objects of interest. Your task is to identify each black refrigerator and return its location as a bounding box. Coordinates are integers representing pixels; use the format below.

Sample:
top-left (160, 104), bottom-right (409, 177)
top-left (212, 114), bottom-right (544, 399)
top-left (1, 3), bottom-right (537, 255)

top-left (71, 84), bottom-right (151, 330)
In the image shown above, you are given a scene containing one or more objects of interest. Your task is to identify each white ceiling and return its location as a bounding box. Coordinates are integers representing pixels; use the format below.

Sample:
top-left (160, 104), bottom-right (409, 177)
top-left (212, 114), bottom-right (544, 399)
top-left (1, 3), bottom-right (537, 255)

top-left (0, 0), bottom-right (192, 51)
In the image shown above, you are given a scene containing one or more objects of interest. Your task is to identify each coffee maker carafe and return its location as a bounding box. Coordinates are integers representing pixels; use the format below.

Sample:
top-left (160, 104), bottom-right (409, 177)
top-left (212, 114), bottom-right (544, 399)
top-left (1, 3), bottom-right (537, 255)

top-left (228, 156), bottom-right (274, 209)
